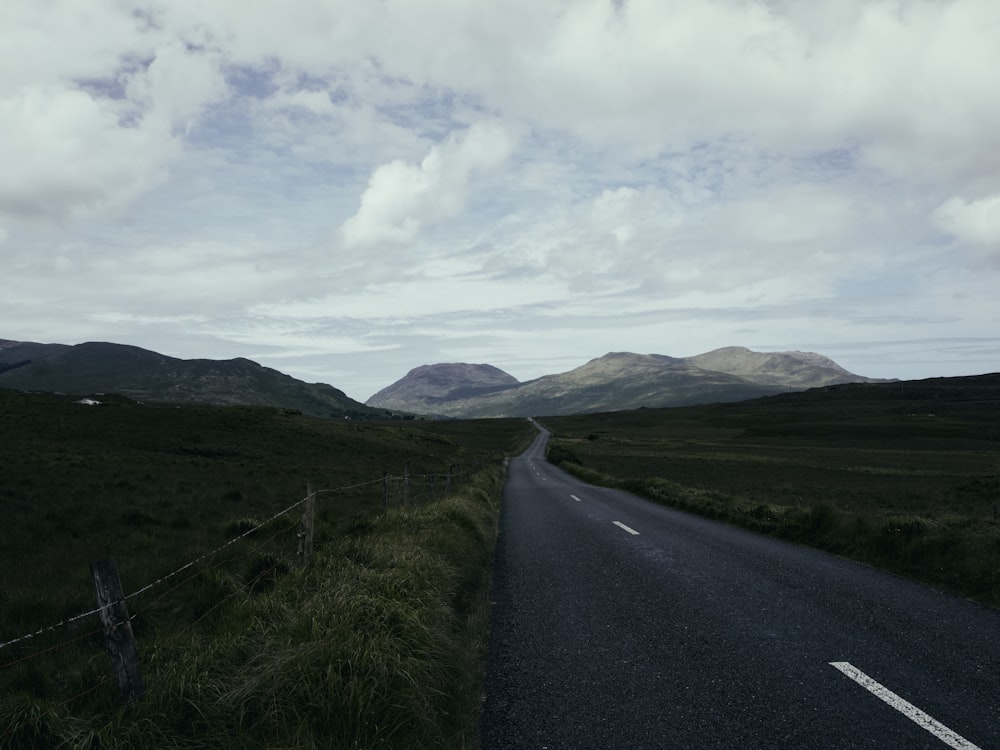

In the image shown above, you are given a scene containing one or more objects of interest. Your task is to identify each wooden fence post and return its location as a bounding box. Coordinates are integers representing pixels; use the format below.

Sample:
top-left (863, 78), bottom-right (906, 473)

top-left (383, 470), bottom-right (390, 510)
top-left (298, 483), bottom-right (315, 567)
top-left (446, 465), bottom-right (453, 495)
top-left (404, 462), bottom-right (411, 507)
top-left (90, 558), bottom-right (144, 708)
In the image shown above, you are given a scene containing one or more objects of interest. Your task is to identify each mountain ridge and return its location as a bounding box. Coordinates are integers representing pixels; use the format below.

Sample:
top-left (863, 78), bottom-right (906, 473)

top-left (0, 339), bottom-right (390, 419)
top-left (1, 338), bottom-right (893, 420)
top-left (366, 348), bottom-right (892, 417)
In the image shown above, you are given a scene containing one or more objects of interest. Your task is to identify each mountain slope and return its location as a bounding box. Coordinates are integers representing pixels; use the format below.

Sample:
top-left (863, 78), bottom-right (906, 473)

top-left (0, 339), bottom-right (69, 374)
top-left (366, 363), bottom-right (519, 412)
top-left (0, 340), bottom-right (387, 419)
top-left (684, 346), bottom-right (865, 388)
top-left (366, 349), bottom-right (888, 418)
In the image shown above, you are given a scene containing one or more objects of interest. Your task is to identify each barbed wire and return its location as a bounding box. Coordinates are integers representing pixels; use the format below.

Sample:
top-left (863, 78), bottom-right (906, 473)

top-left (0, 462), bottom-right (484, 655)
top-left (0, 604), bottom-right (106, 655)
top-left (0, 453), bottom-right (502, 745)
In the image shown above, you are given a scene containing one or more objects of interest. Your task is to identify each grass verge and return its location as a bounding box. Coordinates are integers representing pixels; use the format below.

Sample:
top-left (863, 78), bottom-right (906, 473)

top-left (547, 457), bottom-right (1000, 610)
top-left (540, 379), bottom-right (1000, 610)
top-left (2, 465), bottom-right (506, 749)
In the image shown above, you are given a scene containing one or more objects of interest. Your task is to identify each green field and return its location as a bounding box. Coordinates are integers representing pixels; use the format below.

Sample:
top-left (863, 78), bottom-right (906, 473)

top-left (541, 374), bottom-right (1000, 608)
top-left (0, 390), bottom-right (533, 748)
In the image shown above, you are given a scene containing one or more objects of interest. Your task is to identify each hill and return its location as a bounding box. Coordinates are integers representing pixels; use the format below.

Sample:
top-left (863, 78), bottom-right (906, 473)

top-left (367, 362), bottom-right (519, 412)
top-left (0, 339), bottom-right (389, 419)
top-left (685, 346), bottom-right (866, 388)
top-left (366, 348), bottom-right (889, 417)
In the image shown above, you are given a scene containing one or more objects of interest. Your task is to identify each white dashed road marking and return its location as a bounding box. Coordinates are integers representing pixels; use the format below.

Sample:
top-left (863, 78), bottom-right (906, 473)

top-left (830, 662), bottom-right (982, 750)
top-left (612, 521), bottom-right (640, 536)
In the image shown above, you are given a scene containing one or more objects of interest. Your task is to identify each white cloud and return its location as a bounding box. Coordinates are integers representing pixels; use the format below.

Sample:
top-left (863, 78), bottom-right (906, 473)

top-left (341, 122), bottom-right (513, 246)
top-left (125, 42), bottom-right (228, 132)
top-left (264, 89), bottom-right (337, 118)
top-left (592, 187), bottom-right (639, 246)
top-left (933, 194), bottom-right (1000, 249)
top-left (0, 86), bottom-right (177, 219)
top-left (723, 184), bottom-right (858, 246)
top-left (2, 0), bottom-right (999, 398)
top-left (0, 2), bottom-right (149, 93)
top-left (0, 32), bottom-right (228, 223)
top-left (251, 272), bottom-right (569, 321)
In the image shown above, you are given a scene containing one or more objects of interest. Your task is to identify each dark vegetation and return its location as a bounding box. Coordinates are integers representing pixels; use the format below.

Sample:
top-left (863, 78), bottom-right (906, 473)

top-left (0, 389), bottom-right (533, 748)
top-left (541, 374), bottom-right (1000, 609)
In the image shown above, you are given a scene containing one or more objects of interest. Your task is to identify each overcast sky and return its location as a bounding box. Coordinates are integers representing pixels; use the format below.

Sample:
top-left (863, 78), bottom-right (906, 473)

top-left (2, 1), bottom-right (999, 401)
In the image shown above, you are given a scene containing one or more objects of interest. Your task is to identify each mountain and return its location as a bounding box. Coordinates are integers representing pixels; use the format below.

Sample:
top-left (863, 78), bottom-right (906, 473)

top-left (0, 339), bottom-right (68, 374)
top-left (366, 363), bottom-right (520, 412)
top-left (366, 348), bottom-right (889, 418)
top-left (0, 340), bottom-right (389, 419)
top-left (684, 346), bottom-right (863, 388)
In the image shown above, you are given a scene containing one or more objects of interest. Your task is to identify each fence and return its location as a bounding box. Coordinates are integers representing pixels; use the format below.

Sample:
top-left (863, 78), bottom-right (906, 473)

top-left (0, 455), bottom-right (499, 742)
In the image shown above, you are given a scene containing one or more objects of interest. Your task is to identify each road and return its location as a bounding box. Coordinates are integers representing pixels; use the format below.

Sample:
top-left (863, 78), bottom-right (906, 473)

top-left (479, 422), bottom-right (999, 749)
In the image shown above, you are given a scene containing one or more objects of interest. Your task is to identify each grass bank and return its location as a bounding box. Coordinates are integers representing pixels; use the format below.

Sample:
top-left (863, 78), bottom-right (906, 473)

top-left (2, 465), bottom-right (507, 749)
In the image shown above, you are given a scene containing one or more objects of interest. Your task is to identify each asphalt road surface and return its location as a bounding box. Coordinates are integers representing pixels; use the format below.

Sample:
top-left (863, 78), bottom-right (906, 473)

top-left (479, 421), bottom-right (999, 749)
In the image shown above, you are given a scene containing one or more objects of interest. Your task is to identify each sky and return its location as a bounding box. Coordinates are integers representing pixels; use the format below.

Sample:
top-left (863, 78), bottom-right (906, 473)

top-left (2, 0), bottom-right (999, 402)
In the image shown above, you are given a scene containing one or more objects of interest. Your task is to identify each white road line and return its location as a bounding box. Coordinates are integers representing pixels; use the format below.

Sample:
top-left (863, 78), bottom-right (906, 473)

top-left (570, 494), bottom-right (582, 502)
top-left (613, 521), bottom-right (640, 536)
top-left (829, 662), bottom-right (982, 750)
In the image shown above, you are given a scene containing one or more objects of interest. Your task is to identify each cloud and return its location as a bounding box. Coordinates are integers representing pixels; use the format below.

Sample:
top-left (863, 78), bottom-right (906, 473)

top-left (592, 187), bottom-right (639, 246)
top-left (0, 35), bottom-right (227, 223)
top-left (341, 122), bottom-right (513, 246)
top-left (0, 86), bottom-right (177, 219)
top-left (722, 183), bottom-right (860, 246)
top-left (2, 0), bottom-right (999, 400)
top-left (932, 194), bottom-right (1000, 249)
top-left (125, 41), bottom-right (228, 132)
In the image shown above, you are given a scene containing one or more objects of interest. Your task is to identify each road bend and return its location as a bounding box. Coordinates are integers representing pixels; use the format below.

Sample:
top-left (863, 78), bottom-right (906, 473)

top-left (479, 421), bottom-right (1000, 749)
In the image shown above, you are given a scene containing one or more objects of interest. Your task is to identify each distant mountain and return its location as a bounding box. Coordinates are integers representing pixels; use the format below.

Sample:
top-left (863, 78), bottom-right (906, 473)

top-left (366, 348), bottom-right (890, 418)
top-left (367, 363), bottom-right (520, 412)
top-left (0, 340), bottom-right (390, 419)
top-left (684, 346), bottom-right (863, 388)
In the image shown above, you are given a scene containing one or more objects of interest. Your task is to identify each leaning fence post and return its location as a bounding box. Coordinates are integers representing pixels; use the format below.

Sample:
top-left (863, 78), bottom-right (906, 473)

top-left (90, 558), bottom-right (144, 708)
top-left (383, 470), bottom-right (390, 510)
top-left (404, 462), bottom-right (411, 506)
top-left (298, 483), bottom-right (315, 567)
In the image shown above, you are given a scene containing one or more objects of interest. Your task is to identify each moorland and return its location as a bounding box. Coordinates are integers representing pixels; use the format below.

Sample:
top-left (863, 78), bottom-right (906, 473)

top-left (0, 389), bottom-right (533, 749)
top-left (3, 370), bottom-right (998, 747)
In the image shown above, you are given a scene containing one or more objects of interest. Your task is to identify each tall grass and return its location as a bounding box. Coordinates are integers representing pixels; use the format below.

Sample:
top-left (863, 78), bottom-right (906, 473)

top-left (2, 466), bottom-right (506, 749)
top-left (0, 391), bottom-right (532, 748)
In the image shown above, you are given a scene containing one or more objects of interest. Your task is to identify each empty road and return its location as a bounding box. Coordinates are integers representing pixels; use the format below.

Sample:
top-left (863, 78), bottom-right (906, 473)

top-left (479, 422), bottom-right (999, 749)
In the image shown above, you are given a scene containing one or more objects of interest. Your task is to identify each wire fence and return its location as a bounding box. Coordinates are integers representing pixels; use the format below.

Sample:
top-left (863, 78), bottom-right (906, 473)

top-left (0, 455), bottom-right (498, 742)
